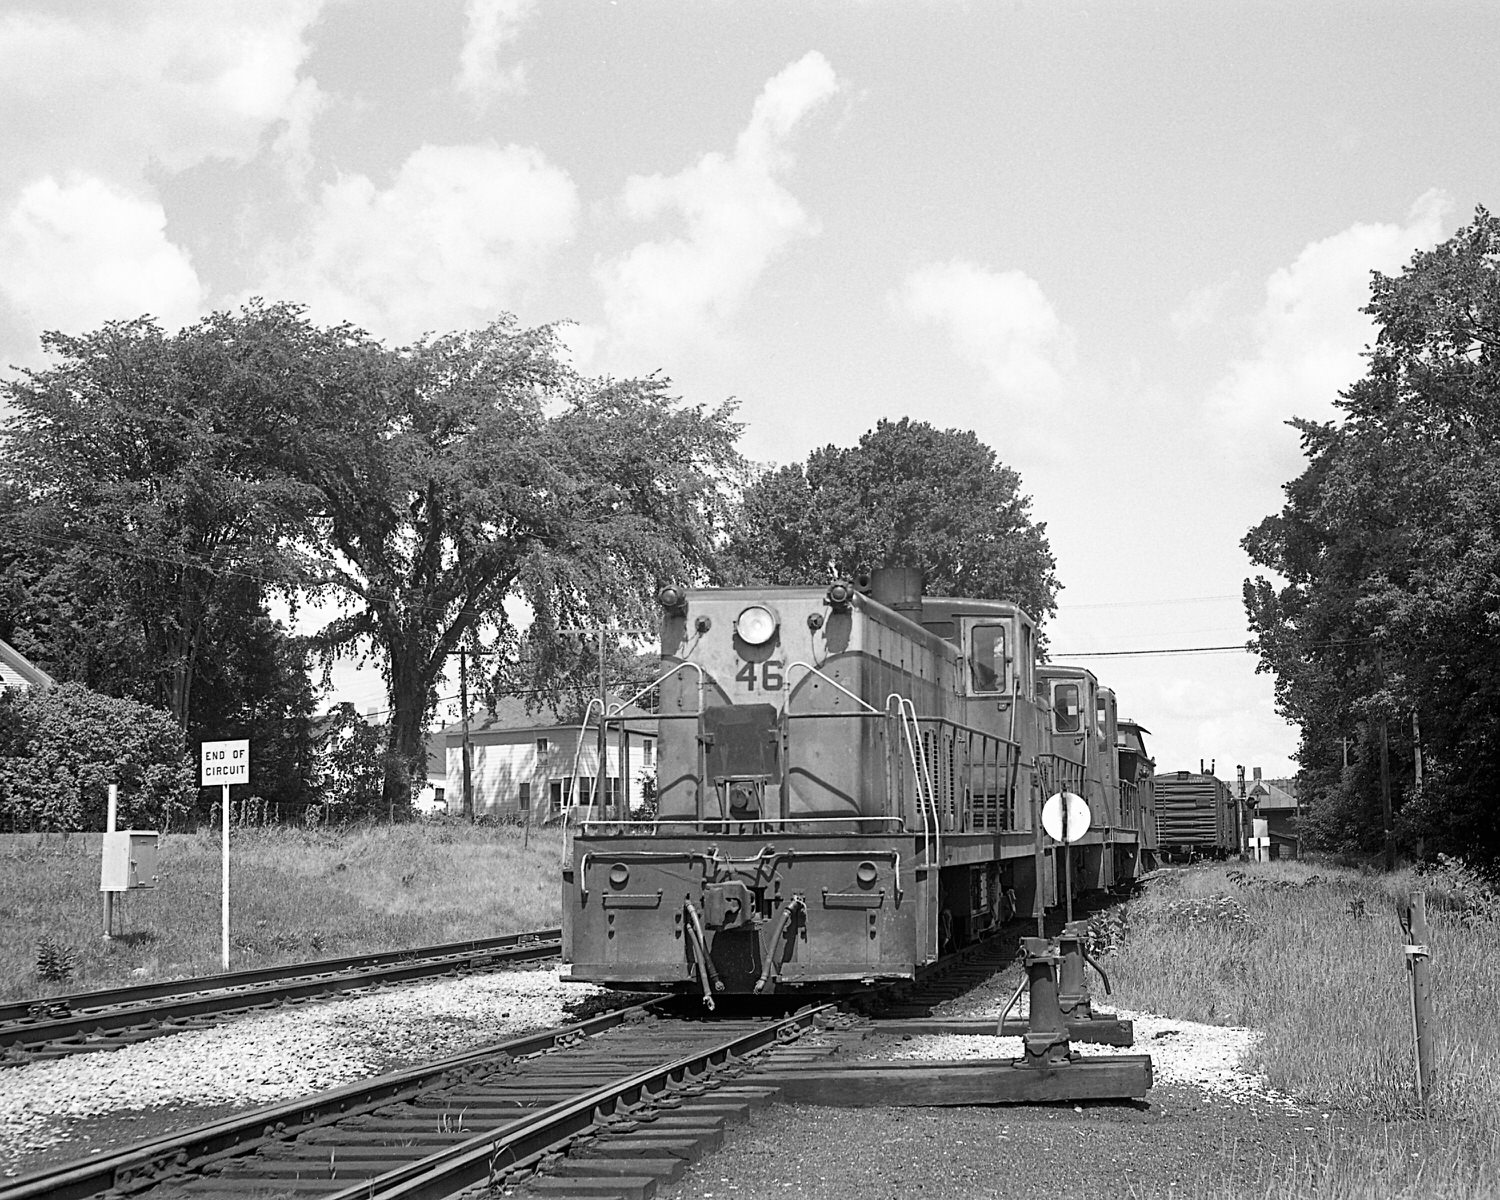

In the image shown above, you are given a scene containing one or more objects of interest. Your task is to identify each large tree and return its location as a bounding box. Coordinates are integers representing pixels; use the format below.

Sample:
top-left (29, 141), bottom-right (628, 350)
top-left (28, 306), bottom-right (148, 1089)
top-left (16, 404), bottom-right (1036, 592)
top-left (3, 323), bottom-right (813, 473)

top-left (304, 318), bottom-right (744, 813)
top-left (1244, 207), bottom-right (1500, 864)
top-left (0, 305), bottom-right (365, 808)
top-left (724, 418), bottom-right (1059, 624)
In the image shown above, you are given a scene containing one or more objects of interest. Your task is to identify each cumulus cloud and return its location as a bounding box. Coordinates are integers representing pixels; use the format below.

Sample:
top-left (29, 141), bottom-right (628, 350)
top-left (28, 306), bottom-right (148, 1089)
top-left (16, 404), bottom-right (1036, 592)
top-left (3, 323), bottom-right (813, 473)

top-left (456, 0), bottom-right (534, 106)
top-left (895, 261), bottom-right (1077, 407)
top-left (0, 1), bottom-right (323, 363)
top-left (0, 0), bottom-right (325, 181)
top-left (257, 143), bottom-right (578, 342)
top-left (1205, 190), bottom-right (1451, 434)
top-left (0, 176), bottom-right (206, 343)
top-left (595, 51), bottom-right (841, 357)
top-left (1170, 275), bottom-right (1239, 337)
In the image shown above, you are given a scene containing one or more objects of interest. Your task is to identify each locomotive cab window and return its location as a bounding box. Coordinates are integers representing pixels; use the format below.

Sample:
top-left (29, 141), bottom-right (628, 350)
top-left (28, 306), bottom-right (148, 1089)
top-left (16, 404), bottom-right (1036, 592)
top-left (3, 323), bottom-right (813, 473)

top-left (1052, 682), bottom-right (1082, 733)
top-left (968, 624), bottom-right (1008, 693)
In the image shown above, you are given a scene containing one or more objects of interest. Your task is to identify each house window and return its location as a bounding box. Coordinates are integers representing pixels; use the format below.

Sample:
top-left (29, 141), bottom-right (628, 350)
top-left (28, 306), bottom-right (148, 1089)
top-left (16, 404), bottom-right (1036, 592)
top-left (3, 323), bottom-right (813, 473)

top-left (550, 779), bottom-right (567, 812)
top-left (434, 787), bottom-right (445, 803)
top-left (642, 739), bottom-right (654, 766)
top-left (519, 782), bottom-right (530, 810)
top-left (536, 738), bottom-right (549, 754)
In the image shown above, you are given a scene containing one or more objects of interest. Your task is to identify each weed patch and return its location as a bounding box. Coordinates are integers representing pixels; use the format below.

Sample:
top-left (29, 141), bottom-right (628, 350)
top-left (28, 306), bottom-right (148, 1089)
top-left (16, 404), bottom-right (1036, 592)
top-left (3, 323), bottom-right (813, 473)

top-left (1101, 860), bottom-right (1500, 1132)
top-left (0, 825), bottom-right (563, 1000)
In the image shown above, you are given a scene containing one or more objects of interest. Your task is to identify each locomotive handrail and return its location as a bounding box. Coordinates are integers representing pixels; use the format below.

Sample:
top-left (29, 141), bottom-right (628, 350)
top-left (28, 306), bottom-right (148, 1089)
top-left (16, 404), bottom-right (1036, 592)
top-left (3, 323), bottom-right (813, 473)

top-left (563, 663), bottom-right (709, 851)
top-left (561, 697), bottom-right (605, 846)
top-left (782, 661), bottom-right (885, 713)
top-left (889, 693), bottom-right (941, 963)
top-left (602, 659), bottom-right (707, 719)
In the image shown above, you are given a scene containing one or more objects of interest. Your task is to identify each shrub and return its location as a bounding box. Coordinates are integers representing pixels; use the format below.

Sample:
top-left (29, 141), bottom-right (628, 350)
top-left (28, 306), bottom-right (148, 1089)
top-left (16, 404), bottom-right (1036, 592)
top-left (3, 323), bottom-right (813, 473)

top-left (0, 682), bottom-right (193, 831)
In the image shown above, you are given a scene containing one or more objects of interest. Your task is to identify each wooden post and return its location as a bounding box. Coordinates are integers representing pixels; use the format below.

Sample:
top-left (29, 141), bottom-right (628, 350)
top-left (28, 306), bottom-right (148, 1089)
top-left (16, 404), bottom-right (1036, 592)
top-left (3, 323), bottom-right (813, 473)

top-left (1379, 717), bottom-right (1394, 870)
top-left (1400, 891), bottom-right (1434, 1113)
top-left (221, 782), bottom-right (230, 971)
top-left (103, 783), bottom-right (118, 939)
top-left (1033, 773), bottom-right (1045, 938)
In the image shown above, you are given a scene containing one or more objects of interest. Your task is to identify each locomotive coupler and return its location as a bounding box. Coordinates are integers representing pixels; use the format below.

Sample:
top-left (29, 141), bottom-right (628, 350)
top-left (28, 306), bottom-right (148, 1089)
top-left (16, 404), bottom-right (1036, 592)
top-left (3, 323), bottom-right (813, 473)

top-left (702, 880), bottom-right (756, 930)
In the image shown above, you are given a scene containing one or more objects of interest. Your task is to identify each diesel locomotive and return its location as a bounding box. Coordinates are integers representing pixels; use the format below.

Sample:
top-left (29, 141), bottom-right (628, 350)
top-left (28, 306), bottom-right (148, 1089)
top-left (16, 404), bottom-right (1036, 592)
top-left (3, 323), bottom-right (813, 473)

top-left (561, 568), bottom-right (1155, 1003)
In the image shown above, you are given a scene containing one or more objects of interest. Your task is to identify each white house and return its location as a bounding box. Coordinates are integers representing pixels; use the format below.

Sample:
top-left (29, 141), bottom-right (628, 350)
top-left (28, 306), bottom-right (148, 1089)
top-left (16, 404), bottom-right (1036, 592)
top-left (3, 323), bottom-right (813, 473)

top-left (0, 639), bottom-right (55, 693)
top-left (442, 697), bottom-right (657, 823)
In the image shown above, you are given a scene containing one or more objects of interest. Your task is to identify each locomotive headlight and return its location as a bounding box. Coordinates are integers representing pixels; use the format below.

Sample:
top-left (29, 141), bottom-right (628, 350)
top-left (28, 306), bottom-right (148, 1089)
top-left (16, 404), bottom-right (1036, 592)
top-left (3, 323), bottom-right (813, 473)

top-left (734, 604), bottom-right (778, 645)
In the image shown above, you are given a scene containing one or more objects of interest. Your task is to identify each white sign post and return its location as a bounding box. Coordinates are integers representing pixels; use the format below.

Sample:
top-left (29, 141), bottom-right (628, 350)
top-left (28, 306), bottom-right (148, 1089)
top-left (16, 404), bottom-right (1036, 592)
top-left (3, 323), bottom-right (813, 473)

top-left (1042, 791), bottom-right (1092, 924)
top-left (201, 740), bottom-right (250, 971)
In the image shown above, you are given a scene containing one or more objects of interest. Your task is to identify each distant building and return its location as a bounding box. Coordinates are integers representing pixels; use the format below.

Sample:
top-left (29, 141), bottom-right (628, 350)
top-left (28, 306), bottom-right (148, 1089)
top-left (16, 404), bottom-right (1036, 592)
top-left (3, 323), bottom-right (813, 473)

top-left (0, 639), bottom-right (54, 694)
top-left (413, 738), bottom-right (449, 816)
top-left (442, 697), bottom-right (657, 823)
top-left (1246, 766), bottom-right (1300, 857)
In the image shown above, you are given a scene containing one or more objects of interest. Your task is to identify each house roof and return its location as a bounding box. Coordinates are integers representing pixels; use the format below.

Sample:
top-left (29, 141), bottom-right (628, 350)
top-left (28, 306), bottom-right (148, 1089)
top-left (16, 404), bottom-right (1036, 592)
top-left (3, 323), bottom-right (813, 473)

top-left (1248, 779), bottom-right (1299, 812)
top-left (438, 694), bottom-right (657, 738)
top-left (0, 639), bottom-right (55, 691)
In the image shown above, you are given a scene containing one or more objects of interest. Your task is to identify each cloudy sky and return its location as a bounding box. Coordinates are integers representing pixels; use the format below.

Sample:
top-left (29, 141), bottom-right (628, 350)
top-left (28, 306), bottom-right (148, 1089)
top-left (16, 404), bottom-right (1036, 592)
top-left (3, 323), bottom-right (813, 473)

top-left (4, 0), bottom-right (1498, 777)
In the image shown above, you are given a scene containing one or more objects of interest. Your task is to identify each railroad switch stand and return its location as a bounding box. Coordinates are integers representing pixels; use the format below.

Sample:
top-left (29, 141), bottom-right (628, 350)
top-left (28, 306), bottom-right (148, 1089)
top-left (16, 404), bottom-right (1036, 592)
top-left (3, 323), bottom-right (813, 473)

top-left (999, 919), bottom-right (1134, 1047)
top-left (1001, 935), bottom-right (1153, 1102)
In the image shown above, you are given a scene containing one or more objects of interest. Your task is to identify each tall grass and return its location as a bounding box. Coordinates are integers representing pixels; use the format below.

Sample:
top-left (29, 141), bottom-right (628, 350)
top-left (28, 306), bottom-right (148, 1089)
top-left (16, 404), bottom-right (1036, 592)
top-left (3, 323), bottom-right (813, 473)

top-left (1101, 859), bottom-right (1500, 1198)
top-left (0, 822), bottom-right (565, 1001)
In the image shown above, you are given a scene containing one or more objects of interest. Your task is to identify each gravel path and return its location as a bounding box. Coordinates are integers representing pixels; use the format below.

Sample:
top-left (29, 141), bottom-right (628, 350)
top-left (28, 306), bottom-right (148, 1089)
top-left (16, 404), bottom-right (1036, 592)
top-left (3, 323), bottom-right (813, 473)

top-left (0, 967), bottom-right (605, 1177)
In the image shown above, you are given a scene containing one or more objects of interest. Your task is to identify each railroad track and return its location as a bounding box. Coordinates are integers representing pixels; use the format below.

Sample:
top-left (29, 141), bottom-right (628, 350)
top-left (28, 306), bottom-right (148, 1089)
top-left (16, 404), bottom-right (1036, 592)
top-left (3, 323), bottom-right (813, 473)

top-left (2, 918), bottom-right (1115, 1199)
top-left (1, 998), bottom-right (838, 1200)
top-left (0, 929), bottom-right (561, 1064)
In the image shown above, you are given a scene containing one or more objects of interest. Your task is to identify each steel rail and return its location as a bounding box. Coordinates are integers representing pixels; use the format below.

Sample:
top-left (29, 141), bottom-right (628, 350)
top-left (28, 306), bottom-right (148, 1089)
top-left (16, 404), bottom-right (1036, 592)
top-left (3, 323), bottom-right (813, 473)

top-left (0, 997), bottom-right (659, 1200)
top-left (322, 1003), bottom-right (836, 1200)
top-left (1, 929), bottom-right (561, 1053)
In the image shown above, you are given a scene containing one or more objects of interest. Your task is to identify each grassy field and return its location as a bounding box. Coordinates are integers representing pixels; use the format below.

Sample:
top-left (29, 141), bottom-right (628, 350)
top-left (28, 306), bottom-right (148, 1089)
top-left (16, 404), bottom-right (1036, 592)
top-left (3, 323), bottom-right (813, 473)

top-left (6, 826), bottom-right (1498, 1196)
top-left (0, 822), bottom-right (565, 1000)
top-left (1100, 858), bottom-right (1500, 1199)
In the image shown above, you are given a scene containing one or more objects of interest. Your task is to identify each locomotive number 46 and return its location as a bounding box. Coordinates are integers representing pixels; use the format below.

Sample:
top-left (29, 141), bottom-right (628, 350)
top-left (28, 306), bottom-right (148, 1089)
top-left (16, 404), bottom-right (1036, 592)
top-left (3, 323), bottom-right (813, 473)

top-left (735, 659), bottom-right (784, 691)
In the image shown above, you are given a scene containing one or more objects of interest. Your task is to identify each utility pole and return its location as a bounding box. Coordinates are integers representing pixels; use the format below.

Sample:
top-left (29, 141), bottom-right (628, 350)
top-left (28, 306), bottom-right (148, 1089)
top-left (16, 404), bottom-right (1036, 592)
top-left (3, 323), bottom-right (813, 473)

top-left (1380, 715), bottom-right (1394, 871)
top-left (1236, 765), bottom-right (1247, 859)
top-left (459, 649), bottom-right (474, 821)
top-left (1412, 710), bottom-right (1423, 791)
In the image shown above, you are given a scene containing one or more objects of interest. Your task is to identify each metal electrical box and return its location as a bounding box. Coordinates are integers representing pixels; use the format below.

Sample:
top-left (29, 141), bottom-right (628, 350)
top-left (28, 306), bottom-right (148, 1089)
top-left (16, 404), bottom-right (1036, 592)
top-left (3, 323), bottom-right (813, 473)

top-left (100, 831), bottom-right (159, 891)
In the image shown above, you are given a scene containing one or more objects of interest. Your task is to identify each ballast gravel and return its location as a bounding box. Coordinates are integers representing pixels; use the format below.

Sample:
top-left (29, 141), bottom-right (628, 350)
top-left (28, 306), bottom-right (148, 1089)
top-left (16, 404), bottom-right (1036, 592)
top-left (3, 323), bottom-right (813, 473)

top-left (0, 967), bottom-right (606, 1176)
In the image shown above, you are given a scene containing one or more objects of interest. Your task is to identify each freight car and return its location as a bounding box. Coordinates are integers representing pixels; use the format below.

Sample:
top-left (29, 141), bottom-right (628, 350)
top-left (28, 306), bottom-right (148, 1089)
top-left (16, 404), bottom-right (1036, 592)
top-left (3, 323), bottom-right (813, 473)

top-left (1153, 768), bottom-right (1238, 861)
top-left (561, 568), bottom-right (1154, 1002)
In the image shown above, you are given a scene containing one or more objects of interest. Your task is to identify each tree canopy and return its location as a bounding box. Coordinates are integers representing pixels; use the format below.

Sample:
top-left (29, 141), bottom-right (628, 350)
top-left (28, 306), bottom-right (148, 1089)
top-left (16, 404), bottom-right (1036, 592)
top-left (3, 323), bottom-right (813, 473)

top-left (304, 318), bottom-right (744, 812)
top-left (725, 418), bottom-right (1059, 625)
top-left (1244, 206), bottom-right (1500, 865)
top-left (0, 305), bottom-right (354, 815)
top-left (2, 304), bottom-right (744, 820)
